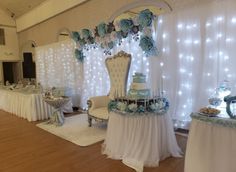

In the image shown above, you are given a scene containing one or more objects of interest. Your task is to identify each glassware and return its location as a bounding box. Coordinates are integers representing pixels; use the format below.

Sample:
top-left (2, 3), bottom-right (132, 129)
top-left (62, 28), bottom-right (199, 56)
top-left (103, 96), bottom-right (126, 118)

top-left (217, 80), bottom-right (231, 99)
top-left (208, 88), bottom-right (222, 107)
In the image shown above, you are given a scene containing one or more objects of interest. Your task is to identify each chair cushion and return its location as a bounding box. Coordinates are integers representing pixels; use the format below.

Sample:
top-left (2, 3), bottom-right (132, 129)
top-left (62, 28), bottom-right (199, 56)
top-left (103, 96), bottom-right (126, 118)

top-left (89, 107), bottom-right (109, 120)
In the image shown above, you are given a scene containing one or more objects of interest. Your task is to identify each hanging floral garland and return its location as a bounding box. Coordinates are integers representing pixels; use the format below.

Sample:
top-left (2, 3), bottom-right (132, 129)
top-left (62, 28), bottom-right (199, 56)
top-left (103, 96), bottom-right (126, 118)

top-left (73, 9), bottom-right (157, 62)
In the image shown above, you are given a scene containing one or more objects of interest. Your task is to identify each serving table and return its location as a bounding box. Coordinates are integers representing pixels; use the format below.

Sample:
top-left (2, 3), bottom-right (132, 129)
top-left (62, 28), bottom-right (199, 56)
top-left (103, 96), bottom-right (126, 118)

top-left (102, 111), bottom-right (182, 172)
top-left (185, 113), bottom-right (236, 172)
top-left (0, 88), bottom-right (53, 121)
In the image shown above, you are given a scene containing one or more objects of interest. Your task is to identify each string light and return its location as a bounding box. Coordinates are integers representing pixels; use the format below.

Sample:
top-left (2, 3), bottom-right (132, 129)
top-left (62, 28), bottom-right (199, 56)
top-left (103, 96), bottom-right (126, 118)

top-left (206, 38), bottom-right (211, 43)
top-left (206, 22), bottom-right (211, 27)
top-left (177, 24), bottom-right (183, 29)
top-left (178, 91), bottom-right (183, 96)
top-left (162, 33), bottom-right (167, 39)
top-left (231, 18), bottom-right (236, 23)
top-left (216, 16), bottom-right (224, 22)
top-left (217, 33), bottom-right (223, 38)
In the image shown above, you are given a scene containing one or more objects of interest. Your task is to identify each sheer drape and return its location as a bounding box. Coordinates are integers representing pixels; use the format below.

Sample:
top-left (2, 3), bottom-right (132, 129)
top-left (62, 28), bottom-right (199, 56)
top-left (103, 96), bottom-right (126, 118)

top-left (157, 0), bottom-right (236, 127)
top-left (35, 0), bottom-right (236, 128)
top-left (36, 39), bottom-right (83, 105)
top-left (36, 38), bottom-right (160, 108)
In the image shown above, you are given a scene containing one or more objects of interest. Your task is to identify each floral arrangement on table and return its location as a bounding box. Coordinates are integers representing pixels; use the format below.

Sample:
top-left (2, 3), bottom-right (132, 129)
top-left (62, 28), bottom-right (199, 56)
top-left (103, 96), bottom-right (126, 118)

top-left (108, 97), bottom-right (169, 116)
top-left (72, 9), bottom-right (157, 62)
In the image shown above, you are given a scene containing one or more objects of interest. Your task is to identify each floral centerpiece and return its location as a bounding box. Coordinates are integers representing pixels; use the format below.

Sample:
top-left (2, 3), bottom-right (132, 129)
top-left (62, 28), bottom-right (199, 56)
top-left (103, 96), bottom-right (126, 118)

top-left (108, 97), bottom-right (169, 116)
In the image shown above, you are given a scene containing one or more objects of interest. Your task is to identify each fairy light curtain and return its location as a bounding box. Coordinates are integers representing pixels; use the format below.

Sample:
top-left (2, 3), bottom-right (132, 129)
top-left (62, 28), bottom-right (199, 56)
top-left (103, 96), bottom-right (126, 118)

top-left (157, 0), bottom-right (236, 128)
top-left (35, 36), bottom-right (159, 108)
top-left (35, 39), bottom-right (83, 105)
top-left (36, 0), bottom-right (236, 128)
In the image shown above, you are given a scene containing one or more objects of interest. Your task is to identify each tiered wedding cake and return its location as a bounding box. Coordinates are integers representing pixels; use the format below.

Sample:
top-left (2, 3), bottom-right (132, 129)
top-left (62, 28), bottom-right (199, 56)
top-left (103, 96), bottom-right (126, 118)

top-left (128, 72), bottom-right (150, 99)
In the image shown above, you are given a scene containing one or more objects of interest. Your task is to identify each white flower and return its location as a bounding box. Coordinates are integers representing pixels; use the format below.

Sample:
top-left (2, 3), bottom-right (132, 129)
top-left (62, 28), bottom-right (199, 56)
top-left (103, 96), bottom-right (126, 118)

top-left (104, 34), bottom-right (111, 43)
top-left (143, 27), bottom-right (152, 36)
top-left (128, 103), bottom-right (138, 111)
top-left (114, 20), bottom-right (121, 31)
top-left (76, 43), bottom-right (81, 50)
top-left (117, 102), bottom-right (127, 111)
top-left (156, 101), bottom-right (164, 109)
top-left (110, 31), bottom-right (117, 42)
top-left (95, 36), bottom-right (101, 44)
top-left (150, 103), bottom-right (157, 110)
top-left (132, 16), bottom-right (139, 26)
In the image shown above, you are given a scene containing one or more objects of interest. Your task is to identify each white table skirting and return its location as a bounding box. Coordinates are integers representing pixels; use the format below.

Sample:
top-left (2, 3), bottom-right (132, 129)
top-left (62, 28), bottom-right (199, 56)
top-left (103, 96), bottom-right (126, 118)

top-left (102, 111), bottom-right (182, 172)
top-left (185, 118), bottom-right (236, 172)
top-left (0, 89), bottom-right (53, 121)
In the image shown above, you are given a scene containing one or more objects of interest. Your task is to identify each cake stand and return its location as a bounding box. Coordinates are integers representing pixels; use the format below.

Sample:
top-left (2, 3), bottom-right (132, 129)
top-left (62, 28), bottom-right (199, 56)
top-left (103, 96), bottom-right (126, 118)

top-left (44, 96), bottom-right (70, 126)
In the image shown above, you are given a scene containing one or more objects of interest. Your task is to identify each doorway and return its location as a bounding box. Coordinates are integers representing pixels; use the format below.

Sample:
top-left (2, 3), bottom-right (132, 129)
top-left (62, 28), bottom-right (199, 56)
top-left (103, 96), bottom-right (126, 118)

top-left (2, 62), bottom-right (18, 84)
top-left (22, 52), bottom-right (36, 79)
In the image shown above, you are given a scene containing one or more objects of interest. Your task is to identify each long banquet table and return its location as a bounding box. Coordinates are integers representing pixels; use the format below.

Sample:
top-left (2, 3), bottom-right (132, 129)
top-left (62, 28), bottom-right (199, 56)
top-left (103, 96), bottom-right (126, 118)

top-left (0, 88), bottom-right (53, 121)
top-left (102, 111), bottom-right (182, 172)
top-left (185, 113), bottom-right (236, 172)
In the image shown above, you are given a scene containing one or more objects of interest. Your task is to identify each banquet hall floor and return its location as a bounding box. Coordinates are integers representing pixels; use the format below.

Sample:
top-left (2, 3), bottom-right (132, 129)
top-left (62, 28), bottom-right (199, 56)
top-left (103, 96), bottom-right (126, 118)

top-left (0, 110), bottom-right (186, 172)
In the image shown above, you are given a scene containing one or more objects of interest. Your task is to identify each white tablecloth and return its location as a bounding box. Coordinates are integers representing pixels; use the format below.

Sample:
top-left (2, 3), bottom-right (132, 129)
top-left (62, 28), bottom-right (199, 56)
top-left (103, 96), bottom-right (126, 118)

top-left (0, 89), bottom-right (53, 121)
top-left (185, 118), bottom-right (236, 172)
top-left (102, 111), bottom-right (182, 172)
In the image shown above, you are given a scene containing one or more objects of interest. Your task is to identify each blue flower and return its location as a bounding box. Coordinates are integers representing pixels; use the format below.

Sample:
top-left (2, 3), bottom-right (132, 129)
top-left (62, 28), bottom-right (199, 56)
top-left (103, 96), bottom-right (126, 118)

top-left (78, 39), bottom-right (86, 47)
top-left (82, 29), bottom-right (92, 40)
top-left (75, 49), bottom-right (85, 63)
top-left (72, 31), bottom-right (81, 41)
top-left (116, 31), bottom-right (123, 40)
top-left (88, 37), bottom-right (95, 44)
top-left (138, 9), bottom-right (154, 28)
top-left (120, 19), bottom-right (133, 33)
top-left (139, 35), bottom-right (157, 55)
top-left (108, 100), bottom-right (118, 112)
top-left (97, 22), bottom-right (107, 38)
top-left (137, 105), bottom-right (145, 113)
top-left (108, 42), bottom-right (114, 49)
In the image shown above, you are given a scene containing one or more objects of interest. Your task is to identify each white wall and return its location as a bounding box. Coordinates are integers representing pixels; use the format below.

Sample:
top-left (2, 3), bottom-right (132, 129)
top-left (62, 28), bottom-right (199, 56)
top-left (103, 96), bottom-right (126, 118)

top-left (0, 8), bottom-right (19, 82)
top-left (0, 26), bottom-right (19, 61)
top-left (0, 8), bottom-right (19, 61)
top-left (0, 8), bottom-right (15, 26)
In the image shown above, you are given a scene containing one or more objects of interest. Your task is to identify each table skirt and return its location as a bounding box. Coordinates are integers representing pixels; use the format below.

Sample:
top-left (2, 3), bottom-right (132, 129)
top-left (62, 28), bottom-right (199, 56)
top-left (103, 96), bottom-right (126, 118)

top-left (103, 111), bottom-right (182, 171)
top-left (0, 89), bottom-right (53, 121)
top-left (185, 119), bottom-right (236, 172)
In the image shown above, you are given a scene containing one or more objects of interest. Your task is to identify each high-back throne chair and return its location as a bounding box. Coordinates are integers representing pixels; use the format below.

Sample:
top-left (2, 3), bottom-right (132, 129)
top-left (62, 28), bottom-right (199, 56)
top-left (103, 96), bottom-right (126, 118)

top-left (87, 51), bottom-right (131, 126)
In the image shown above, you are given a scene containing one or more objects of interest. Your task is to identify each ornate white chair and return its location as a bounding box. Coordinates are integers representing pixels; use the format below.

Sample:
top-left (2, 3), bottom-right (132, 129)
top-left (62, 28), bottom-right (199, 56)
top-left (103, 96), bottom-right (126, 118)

top-left (87, 51), bottom-right (131, 126)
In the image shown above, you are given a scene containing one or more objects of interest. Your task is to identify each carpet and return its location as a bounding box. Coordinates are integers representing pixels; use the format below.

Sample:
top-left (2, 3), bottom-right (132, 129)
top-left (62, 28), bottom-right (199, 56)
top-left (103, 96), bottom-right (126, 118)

top-left (36, 114), bottom-right (107, 146)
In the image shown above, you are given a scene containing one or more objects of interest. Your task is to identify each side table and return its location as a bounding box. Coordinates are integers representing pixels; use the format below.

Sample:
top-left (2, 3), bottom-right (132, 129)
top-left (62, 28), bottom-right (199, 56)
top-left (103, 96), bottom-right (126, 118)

top-left (44, 96), bottom-right (70, 126)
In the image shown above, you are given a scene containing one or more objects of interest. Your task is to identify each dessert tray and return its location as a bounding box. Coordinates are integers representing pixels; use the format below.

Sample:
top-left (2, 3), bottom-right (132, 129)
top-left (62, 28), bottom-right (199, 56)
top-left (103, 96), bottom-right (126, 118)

top-left (198, 107), bottom-right (221, 117)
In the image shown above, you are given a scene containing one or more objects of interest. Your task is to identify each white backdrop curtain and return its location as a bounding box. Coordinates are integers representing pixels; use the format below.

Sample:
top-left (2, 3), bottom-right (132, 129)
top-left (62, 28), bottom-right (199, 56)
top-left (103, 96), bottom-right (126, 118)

top-left (35, 0), bottom-right (236, 128)
top-left (35, 39), bottom-right (83, 105)
top-left (36, 34), bottom-right (160, 109)
top-left (157, 0), bottom-right (236, 127)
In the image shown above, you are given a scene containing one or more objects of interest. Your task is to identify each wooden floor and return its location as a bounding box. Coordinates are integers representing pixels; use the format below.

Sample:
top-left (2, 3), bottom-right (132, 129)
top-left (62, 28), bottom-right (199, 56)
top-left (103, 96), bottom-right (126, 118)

top-left (0, 110), bottom-right (187, 172)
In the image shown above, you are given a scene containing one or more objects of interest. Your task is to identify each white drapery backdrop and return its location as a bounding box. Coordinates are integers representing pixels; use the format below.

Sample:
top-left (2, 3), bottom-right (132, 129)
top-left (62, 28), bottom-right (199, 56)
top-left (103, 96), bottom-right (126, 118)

top-left (36, 39), bottom-right (83, 105)
top-left (36, 0), bottom-right (236, 128)
top-left (157, 0), bottom-right (236, 127)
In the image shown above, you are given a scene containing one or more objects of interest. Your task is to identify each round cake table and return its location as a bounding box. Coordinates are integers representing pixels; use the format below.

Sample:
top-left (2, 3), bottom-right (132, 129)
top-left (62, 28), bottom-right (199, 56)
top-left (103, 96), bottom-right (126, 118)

top-left (44, 96), bottom-right (70, 126)
top-left (102, 111), bottom-right (182, 172)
